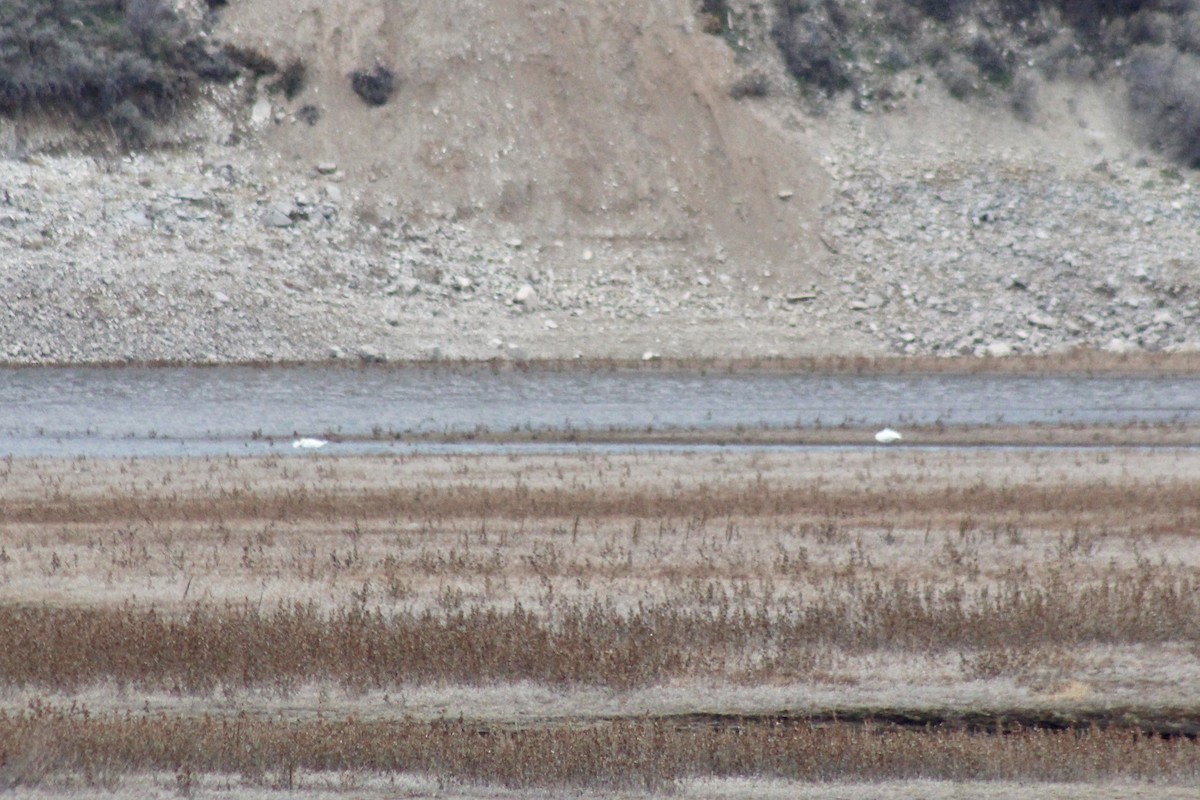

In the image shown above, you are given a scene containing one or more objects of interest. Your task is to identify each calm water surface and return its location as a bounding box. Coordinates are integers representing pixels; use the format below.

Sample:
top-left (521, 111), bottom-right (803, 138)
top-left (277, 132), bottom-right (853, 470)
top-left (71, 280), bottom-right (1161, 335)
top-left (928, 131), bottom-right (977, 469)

top-left (1, 366), bottom-right (1197, 457)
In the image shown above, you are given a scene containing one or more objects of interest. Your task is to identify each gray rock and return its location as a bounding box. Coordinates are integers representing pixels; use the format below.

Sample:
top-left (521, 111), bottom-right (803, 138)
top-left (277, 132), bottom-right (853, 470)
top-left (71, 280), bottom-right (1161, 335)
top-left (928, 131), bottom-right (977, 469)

top-left (172, 186), bottom-right (209, 204)
top-left (850, 293), bottom-right (885, 311)
top-left (385, 277), bottom-right (421, 296)
top-left (1027, 312), bottom-right (1058, 329)
top-left (262, 209), bottom-right (293, 228)
top-left (251, 96), bottom-right (273, 127)
top-left (514, 284), bottom-right (535, 304)
top-left (1102, 338), bottom-right (1139, 354)
top-left (123, 208), bottom-right (152, 228)
top-left (357, 345), bottom-right (386, 363)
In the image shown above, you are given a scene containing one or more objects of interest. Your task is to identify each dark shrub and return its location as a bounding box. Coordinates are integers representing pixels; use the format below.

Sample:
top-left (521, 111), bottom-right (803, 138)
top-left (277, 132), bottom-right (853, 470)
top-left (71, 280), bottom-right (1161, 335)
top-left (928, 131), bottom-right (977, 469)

top-left (108, 98), bottom-right (154, 144)
top-left (700, 0), bottom-right (730, 34)
top-left (351, 65), bottom-right (395, 106)
top-left (1127, 46), bottom-right (1200, 166)
top-left (297, 104), bottom-right (321, 125)
top-left (729, 72), bottom-right (770, 99)
top-left (271, 58), bottom-right (307, 100)
top-left (123, 0), bottom-right (178, 49)
top-left (906, 0), bottom-right (971, 24)
top-left (772, 14), bottom-right (853, 97)
top-left (222, 44), bottom-right (279, 76)
top-left (968, 35), bottom-right (1013, 85)
top-left (1010, 72), bottom-right (1039, 121)
top-left (936, 54), bottom-right (979, 99)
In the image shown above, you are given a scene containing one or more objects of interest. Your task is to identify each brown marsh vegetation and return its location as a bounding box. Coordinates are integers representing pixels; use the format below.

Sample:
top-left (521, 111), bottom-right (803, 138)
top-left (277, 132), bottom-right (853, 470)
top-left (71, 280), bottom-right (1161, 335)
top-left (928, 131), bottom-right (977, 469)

top-left (1, 445), bottom-right (1199, 793)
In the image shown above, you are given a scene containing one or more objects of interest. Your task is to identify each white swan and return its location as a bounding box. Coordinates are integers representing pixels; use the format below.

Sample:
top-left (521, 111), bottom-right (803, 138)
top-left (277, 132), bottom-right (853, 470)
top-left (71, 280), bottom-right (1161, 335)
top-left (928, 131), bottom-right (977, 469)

top-left (292, 437), bottom-right (328, 449)
top-left (874, 428), bottom-right (902, 444)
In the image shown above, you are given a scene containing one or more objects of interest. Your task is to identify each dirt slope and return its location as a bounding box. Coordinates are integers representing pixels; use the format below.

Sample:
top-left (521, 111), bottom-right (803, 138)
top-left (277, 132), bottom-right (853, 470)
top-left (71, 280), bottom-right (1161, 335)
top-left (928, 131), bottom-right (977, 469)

top-left (3, 0), bottom-right (1198, 364)
top-left (217, 0), bottom-right (825, 278)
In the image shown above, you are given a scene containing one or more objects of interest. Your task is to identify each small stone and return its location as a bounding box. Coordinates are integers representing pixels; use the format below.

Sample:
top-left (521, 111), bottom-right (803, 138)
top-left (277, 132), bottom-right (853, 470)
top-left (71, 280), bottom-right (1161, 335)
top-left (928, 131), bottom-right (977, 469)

top-left (262, 209), bottom-right (293, 228)
top-left (983, 342), bottom-right (1014, 358)
top-left (777, 189), bottom-right (794, 200)
top-left (697, 276), bottom-right (711, 287)
top-left (385, 277), bottom-right (421, 296)
top-left (454, 276), bottom-right (473, 291)
top-left (251, 96), bottom-right (272, 127)
top-left (1152, 310), bottom-right (1176, 326)
top-left (213, 291), bottom-right (230, 307)
top-left (506, 237), bottom-right (524, 249)
top-left (123, 208), bottom-right (152, 228)
top-left (785, 292), bottom-right (816, 303)
top-left (514, 284), bottom-right (535, 304)
top-left (581, 249), bottom-right (594, 261)
top-left (316, 162), bottom-right (338, 175)
top-left (641, 350), bottom-right (660, 361)
top-left (357, 345), bottom-right (386, 363)
top-left (543, 319), bottom-right (558, 330)
top-left (1027, 312), bottom-right (1058, 329)
top-left (172, 186), bottom-right (208, 204)
top-left (1102, 338), bottom-right (1139, 354)
top-left (850, 293), bottom-right (885, 311)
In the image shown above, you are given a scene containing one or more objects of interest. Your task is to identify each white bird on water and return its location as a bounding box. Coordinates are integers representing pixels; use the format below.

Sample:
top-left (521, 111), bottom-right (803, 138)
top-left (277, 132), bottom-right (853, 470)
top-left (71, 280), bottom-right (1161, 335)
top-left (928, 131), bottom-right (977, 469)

top-left (874, 427), bottom-right (903, 444)
top-left (292, 437), bottom-right (329, 449)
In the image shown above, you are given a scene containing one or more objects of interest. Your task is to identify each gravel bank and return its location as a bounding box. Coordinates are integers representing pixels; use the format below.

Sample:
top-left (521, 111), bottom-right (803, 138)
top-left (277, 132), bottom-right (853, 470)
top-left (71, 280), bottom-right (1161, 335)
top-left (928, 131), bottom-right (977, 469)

top-left (2, 111), bottom-right (1199, 365)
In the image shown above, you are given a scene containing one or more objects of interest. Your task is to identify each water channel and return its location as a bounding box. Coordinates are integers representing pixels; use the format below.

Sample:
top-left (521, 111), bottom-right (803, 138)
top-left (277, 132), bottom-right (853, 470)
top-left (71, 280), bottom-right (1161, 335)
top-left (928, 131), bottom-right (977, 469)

top-left (1, 366), bottom-right (1197, 457)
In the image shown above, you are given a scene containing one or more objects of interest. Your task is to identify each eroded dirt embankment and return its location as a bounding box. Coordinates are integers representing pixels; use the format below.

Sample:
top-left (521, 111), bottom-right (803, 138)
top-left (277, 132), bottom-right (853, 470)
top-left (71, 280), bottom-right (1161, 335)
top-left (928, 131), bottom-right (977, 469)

top-left (4, 1), bottom-right (1200, 364)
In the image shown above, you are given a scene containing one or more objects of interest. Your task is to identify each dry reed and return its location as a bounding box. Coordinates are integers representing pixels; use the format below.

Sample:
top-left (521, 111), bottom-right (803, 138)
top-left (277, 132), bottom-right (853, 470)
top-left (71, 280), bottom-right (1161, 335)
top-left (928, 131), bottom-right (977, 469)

top-left (5, 480), bottom-right (1199, 532)
top-left (1, 705), bottom-right (1197, 790)
top-left (1, 564), bottom-right (1197, 692)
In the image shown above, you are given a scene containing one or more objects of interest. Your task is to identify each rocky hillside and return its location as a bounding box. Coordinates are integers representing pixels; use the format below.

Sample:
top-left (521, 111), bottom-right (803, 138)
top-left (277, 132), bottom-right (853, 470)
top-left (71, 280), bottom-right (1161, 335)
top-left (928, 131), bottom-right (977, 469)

top-left (1, 0), bottom-right (1198, 363)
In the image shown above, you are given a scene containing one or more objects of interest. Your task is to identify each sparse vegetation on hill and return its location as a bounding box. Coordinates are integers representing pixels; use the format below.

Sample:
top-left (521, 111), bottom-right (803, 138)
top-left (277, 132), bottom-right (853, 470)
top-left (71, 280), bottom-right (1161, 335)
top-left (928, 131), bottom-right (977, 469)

top-left (0, 0), bottom-right (238, 144)
top-left (767, 0), bottom-right (1200, 165)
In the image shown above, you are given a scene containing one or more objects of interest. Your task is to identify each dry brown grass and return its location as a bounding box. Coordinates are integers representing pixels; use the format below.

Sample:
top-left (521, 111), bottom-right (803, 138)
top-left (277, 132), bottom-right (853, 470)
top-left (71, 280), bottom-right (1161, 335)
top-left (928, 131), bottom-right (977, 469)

top-left (2, 448), bottom-right (1200, 788)
top-left (1, 705), bottom-right (1197, 791)
top-left (4, 458), bottom-right (1199, 533)
top-left (0, 564), bottom-right (1197, 693)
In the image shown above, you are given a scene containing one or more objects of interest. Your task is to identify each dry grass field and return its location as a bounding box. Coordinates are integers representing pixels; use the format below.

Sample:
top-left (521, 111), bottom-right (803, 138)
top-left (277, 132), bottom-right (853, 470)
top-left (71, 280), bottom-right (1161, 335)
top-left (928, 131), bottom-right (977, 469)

top-left (1, 438), bottom-right (1199, 796)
